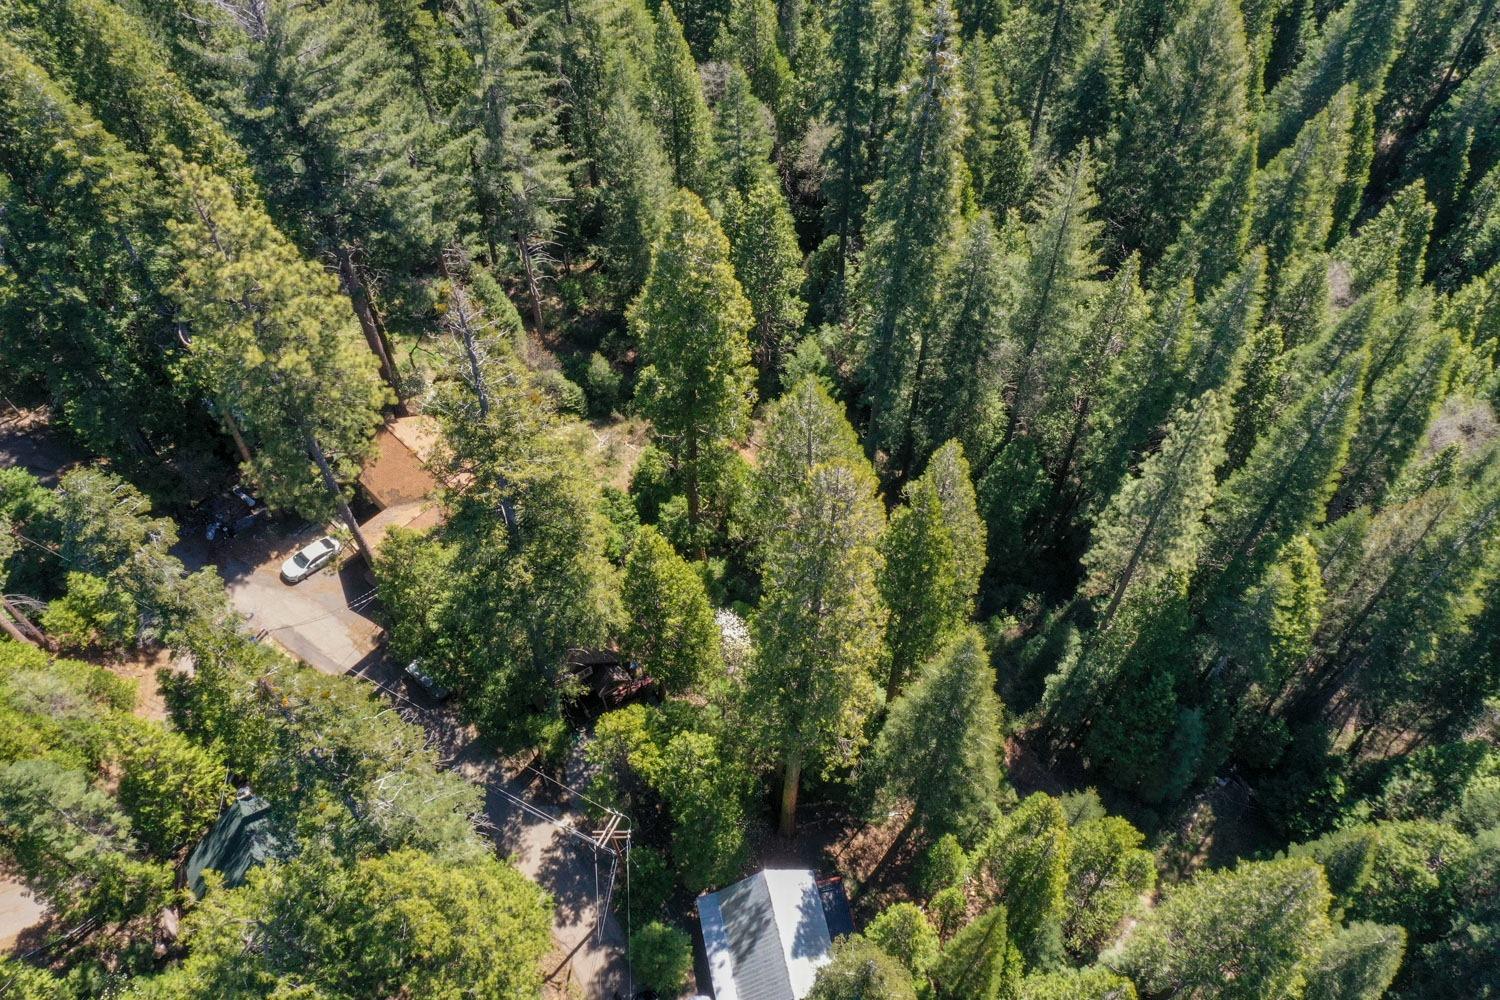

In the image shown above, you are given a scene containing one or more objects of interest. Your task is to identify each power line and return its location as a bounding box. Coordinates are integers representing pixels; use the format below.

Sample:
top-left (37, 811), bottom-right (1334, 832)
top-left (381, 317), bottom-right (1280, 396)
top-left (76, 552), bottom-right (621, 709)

top-left (10, 529), bottom-right (70, 563)
top-left (523, 760), bottom-right (630, 821)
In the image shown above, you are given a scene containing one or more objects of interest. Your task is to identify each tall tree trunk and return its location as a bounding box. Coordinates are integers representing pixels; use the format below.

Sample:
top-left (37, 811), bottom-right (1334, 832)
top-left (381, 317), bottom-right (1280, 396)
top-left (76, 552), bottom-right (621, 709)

top-left (1, 597), bottom-right (47, 648)
top-left (685, 429), bottom-right (706, 561)
top-left (446, 286), bottom-right (492, 418)
top-left (219, 398), bottom-right (254, 465)
top-left (1029, 0), bottom-right (1069, 145)
top-left (517, 235), bottom-right (546, 333)
top-left (306, 429), bottom-right (375, 566)
top-left (0, 605), bottom-right (35, 646)
top-left (779, 752), bottom-right (802, 836)
top-left (335, 245), bottom-right (401, 401)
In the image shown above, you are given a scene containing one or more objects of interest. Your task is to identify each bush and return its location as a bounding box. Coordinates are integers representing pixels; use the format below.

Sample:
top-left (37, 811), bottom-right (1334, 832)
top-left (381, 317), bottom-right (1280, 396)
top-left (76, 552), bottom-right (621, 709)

top-left (114, 721), bottom-right (227, 857)
top-left (630, 445), bottom-right (675, 523)
top-left (536, 368), bottom-right (585, 416)
top-left (929, 886), bottom-right (968, 941)
top-left (600, 486), bottom-right (640, 564)
top-left (529, 714), bottom-right (574, 778)
top-left (629, 920), bottom-right (693, 996)
top-left (865, 902), bottom-right (940, 975)
top-left (583, 352), bottom-right (622, 418)
top-left (1458, 774), bottom-right (1500, 832)
top-left (781, 334), bottom-right (834, 393)
top-left (42, 572), bottom-right (137, 651)
top-left (920, 834), bottom-right (969, 898)
top-left (624, 844), bottom-right (674, 922)
top-left (806, 935), bottom-right (917, 1000)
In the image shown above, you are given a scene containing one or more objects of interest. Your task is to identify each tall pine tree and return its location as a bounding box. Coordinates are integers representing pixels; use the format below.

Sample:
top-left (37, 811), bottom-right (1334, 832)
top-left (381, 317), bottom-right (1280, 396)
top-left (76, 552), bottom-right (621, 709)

top-left (629, 191), bottom-right (757, 544)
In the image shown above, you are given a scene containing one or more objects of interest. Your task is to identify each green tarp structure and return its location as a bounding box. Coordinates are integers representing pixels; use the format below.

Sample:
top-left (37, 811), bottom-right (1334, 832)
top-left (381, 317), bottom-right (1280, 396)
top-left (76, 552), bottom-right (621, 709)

top-left (184, 796), bottom-right (277, 897)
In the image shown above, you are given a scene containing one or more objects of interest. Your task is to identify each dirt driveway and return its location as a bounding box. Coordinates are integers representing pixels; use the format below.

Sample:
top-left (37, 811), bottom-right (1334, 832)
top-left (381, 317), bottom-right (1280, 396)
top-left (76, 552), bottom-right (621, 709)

top-left (196, 523), bottom-right (633, 997)
top-left (2, 412), bottom-right (633, 994)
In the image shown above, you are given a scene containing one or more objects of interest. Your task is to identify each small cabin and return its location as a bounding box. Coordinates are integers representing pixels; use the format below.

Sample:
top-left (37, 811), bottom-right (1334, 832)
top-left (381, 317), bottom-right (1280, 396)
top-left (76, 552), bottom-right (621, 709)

top-left (696, 869), bottom-right (854, 1000)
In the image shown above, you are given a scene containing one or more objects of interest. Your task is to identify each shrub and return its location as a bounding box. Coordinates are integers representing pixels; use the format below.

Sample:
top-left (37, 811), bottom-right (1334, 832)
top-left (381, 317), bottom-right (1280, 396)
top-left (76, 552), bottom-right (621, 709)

top-left (624, 844), bottom-right (674, 922)
top-left (42, 572), bottom-right (137, 651)
top-left (629, 920), bottom-right (693, 996)
top-left (930, 886), bottom-right (968, 941)
top-left (583, 352), bottom-right (622, 418)
top-left (630, 445), bottom-right (675, 523)
top-left (866, 902), bottom-right (940, 975)
top-left (920, 834), bottom-right (969, 898)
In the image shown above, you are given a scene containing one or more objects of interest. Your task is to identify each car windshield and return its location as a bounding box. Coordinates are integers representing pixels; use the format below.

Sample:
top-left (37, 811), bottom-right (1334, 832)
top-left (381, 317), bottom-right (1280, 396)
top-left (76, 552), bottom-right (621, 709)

top-left (292, 552), bottom-right (310, 568)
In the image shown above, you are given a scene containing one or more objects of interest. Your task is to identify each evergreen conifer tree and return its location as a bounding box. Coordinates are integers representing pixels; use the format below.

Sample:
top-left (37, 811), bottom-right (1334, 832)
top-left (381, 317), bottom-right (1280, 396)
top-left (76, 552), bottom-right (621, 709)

top-left (629, 191), bottom-right (757, 543)
top-left (0, 39), bottom-right (239, 485)
top-left (1377, 0), bottom-right (1498, 131)
top-left (1062, 815), bottom-right (1157, 959)
top-left (204, 0), bottom-right (448, 399)
top-left (166, 162), bottom-right (389, 555)
top-left (807, 935), bottom-right (920, 1000)
top-left (1113, 0), bottom-right (1193, 87)
top-left (1116, 858), bottom-right (1335, 1000)
top-left (1081, 389), bottom-right (1232, 634)
top-left (1224, 321), bottom-right (1289, 472)
top-left (1, 0), bottom-right (254, 192)
top-left (1031, 254), bottom-right (1153, 552)
top-left (865, 628), bottom-right (1004, 839)
top-left (879, 442), bottom-right (985, 699)
top-left (1102, 0), bottom-right (1251, 262)
top-left (971, 792), bottom-right (1071, 965)
top-left (1332, 324), bottom-right (1456, 513)
top-left (1303, 922), bottom-right (1407, 1000)
top-left (372, 0), bottom-right (470, 115)
top-left (1004, 0), bottom-right (1105, 145)
top-left (722, 179), bottom-right (807, 386)
top-left (914, 212), bottom-right (1016, 460)
top-left (622, 524), bottom-right (723, 693)
top-left (1079, 271), bottom-right (1186, 512)
top-left (752, 377), bottom-right (870, 539)
top-left (651, 3), bottom-right (716, 195)
top-left (817, 0), bottom-right (880, 293)
top-left (455, 0), bottom-right (570, 331)
top-left (1266, 252), bottom-right (1334, 348)
top-left (715, 0), bottom-right (794, 127)
top-left (931, 904), bottom-right (1024, 1000)
top-left (1330, 90), bottom-right (1377, 246)
top-left (1197, 347), bottom-right (1367, 611)
top-left (1252, 87), bottom-right (1356, 272)
top-left (1339, 180), bottom-right (1436, 297)
top-left (713, 64), bottom-right (778, 196)
top-left (1153, 140), bottom-right (1258, 296)
top-left (747, 453), bottom-right (886, 835)
top-left (1051, 16), bottom-right (1122, 156)
top-left (855, 2), bottom-right (968, 481)
top-left (1003, 151), bottom-right (1103, 450)
top-left (1183, 247), bottom-right (1268, 399)
top-left (1259, 0), bottom-right (1409, 158)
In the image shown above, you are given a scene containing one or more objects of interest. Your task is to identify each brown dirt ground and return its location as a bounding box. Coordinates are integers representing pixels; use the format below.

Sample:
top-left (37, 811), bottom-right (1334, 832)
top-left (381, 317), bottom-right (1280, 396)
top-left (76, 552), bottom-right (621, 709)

top-left (99, 649), bottom-right (176, 723)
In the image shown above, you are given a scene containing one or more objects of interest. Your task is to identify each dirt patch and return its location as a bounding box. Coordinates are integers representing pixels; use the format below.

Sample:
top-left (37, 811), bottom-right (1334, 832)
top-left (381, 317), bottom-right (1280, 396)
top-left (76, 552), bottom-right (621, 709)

top-left (99, 649), bottom-right (176, 723)
top-left (0, 879), bottom-right (45, 955)
top-left (0, 406), bottom-right (83, 486)
top-left (569, 417), bottom-right (650, 493)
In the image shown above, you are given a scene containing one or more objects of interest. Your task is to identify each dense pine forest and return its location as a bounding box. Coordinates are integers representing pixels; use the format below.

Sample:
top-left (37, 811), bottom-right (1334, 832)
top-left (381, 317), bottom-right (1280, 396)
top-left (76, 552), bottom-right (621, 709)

top-left (1, 0), bottom-right (1498, 996)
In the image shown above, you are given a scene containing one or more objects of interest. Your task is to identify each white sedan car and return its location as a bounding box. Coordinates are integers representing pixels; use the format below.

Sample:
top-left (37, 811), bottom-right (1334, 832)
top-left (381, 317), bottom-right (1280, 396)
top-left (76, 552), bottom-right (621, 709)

top-left (279, 536), bottom-right (342, 584)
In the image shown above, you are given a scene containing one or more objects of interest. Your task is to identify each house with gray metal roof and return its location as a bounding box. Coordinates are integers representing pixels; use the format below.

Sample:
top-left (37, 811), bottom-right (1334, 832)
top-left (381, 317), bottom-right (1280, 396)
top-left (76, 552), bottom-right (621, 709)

top-left (696, 869), bottom-right (853, 1000)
